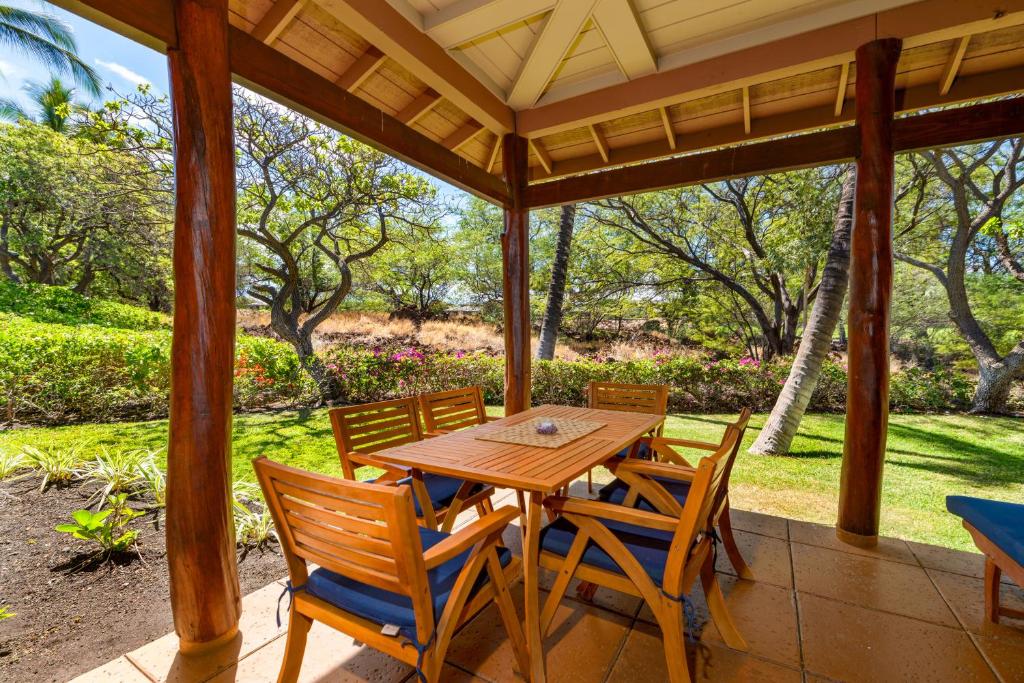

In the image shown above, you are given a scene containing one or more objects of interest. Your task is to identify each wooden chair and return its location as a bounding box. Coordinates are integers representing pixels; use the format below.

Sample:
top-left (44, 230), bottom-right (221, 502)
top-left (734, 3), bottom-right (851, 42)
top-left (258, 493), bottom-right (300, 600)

top-left (584, 381), bottom-right (669, 493)
top-left (538, 427), bottom-right (747, 683)
top-left (252, 457), bottom-right (529, 683)
top-left (328, 398), bottom-right (494, 532)
top-left (419, 386), bottom-right (497, 435)
top-left (596, 408), bottom-right (754, 580)
top-left (947, 495), bottom-right (1024, 624)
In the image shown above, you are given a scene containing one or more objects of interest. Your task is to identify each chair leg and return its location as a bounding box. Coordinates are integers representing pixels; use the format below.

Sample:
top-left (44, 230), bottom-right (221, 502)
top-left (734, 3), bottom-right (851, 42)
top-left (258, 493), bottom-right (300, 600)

top-left (277, 608), bottom-right (313, 683)
top-left (587, 468), bottom-right (593, 494)
top-left (719, 503), bottom-right (754, 580)
top-left (658, 602), bottom-right (692, 683)
top-left (700, 553), bottom-right (747, 651)
top-left (984, 558), bottom-right (1002, 624)
top-left (575, 581), bottom-right (598, 602)
top-left (488, 552), bottom-right (531, 677)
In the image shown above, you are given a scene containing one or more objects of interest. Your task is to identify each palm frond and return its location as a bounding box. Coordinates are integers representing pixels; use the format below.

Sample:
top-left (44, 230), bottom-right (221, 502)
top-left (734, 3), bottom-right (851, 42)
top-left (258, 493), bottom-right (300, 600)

top-left (0, 8), bottom-right (101, 96)
top-left (0, 96), bottom-right (29, 122)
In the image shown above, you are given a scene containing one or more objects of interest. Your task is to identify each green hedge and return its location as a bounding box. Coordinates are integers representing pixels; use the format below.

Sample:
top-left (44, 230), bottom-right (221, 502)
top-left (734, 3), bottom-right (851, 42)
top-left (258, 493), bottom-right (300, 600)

top-left (0, 281), bottom-right (169, 331)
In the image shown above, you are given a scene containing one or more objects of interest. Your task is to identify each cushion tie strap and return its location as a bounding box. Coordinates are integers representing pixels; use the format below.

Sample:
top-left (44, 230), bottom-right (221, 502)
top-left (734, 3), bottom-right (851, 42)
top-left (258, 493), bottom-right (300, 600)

top-left (659, 589), bottom-right (699, 641)
top-left (276, 580), bottom-right (306, 627)
top-left (402, 629), bottom-right (436, 682)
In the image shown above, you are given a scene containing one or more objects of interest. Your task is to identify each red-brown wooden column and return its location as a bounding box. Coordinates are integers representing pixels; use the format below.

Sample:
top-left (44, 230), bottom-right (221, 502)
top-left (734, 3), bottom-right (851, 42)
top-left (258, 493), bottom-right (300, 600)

top-left (165, 0), bottom-right (241, 651)
top-left (501, 134), bottom-right (531, 414)
top-left (837, 38), bottom-right (902, 548)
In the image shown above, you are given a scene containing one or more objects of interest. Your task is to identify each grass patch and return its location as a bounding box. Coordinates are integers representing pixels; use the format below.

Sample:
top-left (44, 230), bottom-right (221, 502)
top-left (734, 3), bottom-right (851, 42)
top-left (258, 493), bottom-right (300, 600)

top-left (3, 410), bottom-right (1021, 551)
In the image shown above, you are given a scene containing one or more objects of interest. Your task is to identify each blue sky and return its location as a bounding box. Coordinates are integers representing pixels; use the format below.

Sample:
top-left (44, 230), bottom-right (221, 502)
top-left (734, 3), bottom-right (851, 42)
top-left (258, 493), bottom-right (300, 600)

top-left (0, 0), bottom-right (465, 205)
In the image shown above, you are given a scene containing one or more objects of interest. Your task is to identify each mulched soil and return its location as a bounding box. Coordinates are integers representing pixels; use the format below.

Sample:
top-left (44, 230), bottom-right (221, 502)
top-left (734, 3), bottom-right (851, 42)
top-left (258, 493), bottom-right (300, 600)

top-left (0, 475), bottom-right (286, 683)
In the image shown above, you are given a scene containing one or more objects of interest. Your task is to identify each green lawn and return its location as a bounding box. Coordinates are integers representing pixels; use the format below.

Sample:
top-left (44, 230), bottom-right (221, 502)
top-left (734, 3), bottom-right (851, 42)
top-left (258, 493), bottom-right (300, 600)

top-left (4, 409), bottom-right (1022, 551)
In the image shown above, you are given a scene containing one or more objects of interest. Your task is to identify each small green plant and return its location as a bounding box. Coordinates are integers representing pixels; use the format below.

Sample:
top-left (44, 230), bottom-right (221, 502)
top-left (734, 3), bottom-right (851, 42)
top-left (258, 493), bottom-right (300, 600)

top-left (0, 449), bottom-right (30, 480)
top-left (0, 605), bottom-right (14, 621)
top-left (80, 448), bottom-right (147, 504)
top-left (232, 481), bottom-right (276, 549)
top-left (55, 493), bottom-right (143, 555)
top-left (24, 444), bottom-right (85, 492)
top-left (138, 452), bottom-right (167, 507)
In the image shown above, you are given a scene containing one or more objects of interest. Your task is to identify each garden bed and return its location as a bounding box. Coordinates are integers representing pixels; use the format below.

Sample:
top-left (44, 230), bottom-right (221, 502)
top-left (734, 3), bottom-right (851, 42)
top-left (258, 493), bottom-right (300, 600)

top-left (0, 474), bottom-right (285, 683)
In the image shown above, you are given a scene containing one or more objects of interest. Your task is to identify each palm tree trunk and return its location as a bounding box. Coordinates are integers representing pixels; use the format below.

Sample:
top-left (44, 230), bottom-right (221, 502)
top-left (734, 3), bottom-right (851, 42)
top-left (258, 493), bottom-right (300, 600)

top-left (536, 204), bottom-right (575, 360)
top-left (750, 167), bottom-right (855, 455)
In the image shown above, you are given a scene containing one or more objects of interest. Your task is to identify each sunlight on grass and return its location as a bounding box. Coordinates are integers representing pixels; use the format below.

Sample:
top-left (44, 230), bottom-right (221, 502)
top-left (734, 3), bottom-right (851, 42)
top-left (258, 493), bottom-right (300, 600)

top-left (3, 409), bottom-right (1022, 551)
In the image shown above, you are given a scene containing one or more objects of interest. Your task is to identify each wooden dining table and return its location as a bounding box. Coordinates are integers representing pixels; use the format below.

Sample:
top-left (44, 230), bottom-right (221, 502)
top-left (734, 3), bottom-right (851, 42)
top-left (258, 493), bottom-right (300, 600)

top-left (374, 403), bottom-right (666, 683)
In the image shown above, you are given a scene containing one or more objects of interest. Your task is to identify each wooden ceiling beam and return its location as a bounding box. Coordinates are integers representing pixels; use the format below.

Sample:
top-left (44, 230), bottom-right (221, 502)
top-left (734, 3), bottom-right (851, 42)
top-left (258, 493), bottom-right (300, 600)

top-left (592, 0), bottom-right (656, 80)
top-left (50, 0), bottom-right (510, 205)
top-left (525, 96), bottom-right (1024, 208)
top-left (486, 135), bottom-right (502, 173)
top-left (315, 0), bottom-right (515, 134)
top-left (424, 0), bottom-right (556, 49)
top-left (588, 124), bottom-right (609, 163)
top-left (443, 121), bottom-right (485, 151)
top-left (507, 0), bottom-right (598, 110)
top-left (517, 0), bottom-right (1024, 139)
top-left (397, 89), bottom-right (442, 125)
top-left (742, 86), bottom-right (751, 135)
top-left (834, 61), bottom-right (850, 117)
top-left (938, 35), bottom-right (970, 95)
top-left (336, 46), bottom-right (387, 91)
top-left (526, 62), bottom-right (1024, 182)
top-left (658, 107), bottom-right (676, 150)
top-left (529, 138), bottom-right (553, 175)
top-left (252, 0), bottom-right (309, 44)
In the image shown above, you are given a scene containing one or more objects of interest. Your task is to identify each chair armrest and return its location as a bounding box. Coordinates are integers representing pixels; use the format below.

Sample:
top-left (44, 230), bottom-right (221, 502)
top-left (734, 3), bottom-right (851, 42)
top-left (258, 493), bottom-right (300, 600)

top-left (484, 415), bottom-right (501, 422)
top-left (653, 436), bottom-right (717, 451)
top-left (543, 496), bottom-right (678, 533)
top-left (349, 452), bottom-right (410, 480)
top-left (423, 505), bottom-right (519, 568)
top-left (424, 429), bottom-right (451, 438)
top-left (612, 459), bottom-right (697, 483)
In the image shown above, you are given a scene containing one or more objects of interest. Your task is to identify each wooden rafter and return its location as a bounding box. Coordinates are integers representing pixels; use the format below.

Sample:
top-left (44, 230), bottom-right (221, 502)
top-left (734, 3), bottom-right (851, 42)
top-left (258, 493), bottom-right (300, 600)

top-left (336, 46), bottom-right (387, 91)
top-left (424, 0), bottom-right (555, 49)
top-left (741, 86), bottom-right (751, 135)
top-left (835, 61), bottom-right (850, 116)
top-left (529, 138), bottom-right (553, 175)
top-left (592, 0), bottom-right (656, 80)
top-left (252, 0), bottom-right (308, 44)
top-left (939, 35), bottom-right (970, 95)
top-left (517, 0), bottom-right (1024, 138)
top-left (486, 135), bottom-right (502, 173)
top-left (658, 107), bottom-right (676, 150)
top-left (588, 124), bottom-right (609, 163)
top-left (316, 0), bottom-right (515, 134)
top-left (507, 0), bottom-right (598, 110)
top-left (443, 121), bottom-right (485, 151)
top-left (397, 89), bottom-right (442, 125)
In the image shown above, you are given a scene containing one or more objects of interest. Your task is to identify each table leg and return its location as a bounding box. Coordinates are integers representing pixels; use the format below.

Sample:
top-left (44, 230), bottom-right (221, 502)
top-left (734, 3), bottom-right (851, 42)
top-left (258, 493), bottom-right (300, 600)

top-left (523, 491), bottom-right (546, 683)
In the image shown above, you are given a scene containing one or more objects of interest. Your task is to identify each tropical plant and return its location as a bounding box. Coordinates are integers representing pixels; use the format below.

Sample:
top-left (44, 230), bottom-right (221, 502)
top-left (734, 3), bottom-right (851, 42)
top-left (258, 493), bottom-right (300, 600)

top-left (54, 493), bottom-right (142, 555)
top-left (0, 5), bottom-right (100, 96)
top-left (232, 480), bottom-right (276, 549)
top-left (79, 447), bottom-right (147, 504)
top-left (138, 452), bottom-right (166, 507)
top-left (0, 77), bottom-right (85, 132)
top-left (537, 204), bottom-right (576, 360)
top-left (23, 443), bottom-right (83, 491)
top-left (0, 448), bottom-right (29, 479)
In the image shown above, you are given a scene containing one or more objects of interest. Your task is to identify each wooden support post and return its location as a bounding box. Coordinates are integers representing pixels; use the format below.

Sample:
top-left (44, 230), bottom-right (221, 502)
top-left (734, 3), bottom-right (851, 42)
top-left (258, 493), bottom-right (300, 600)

top-left (837, 38), bottom-right (902, 548)
top-left (501, 134), bottom-right (531, 414)
top-left (166, 0), bottom-right (241, 651)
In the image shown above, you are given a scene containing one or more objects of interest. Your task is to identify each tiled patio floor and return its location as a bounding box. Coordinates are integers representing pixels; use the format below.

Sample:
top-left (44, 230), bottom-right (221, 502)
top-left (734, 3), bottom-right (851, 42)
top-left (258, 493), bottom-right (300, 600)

top-left (73, 484), bottom-right (1024, 683)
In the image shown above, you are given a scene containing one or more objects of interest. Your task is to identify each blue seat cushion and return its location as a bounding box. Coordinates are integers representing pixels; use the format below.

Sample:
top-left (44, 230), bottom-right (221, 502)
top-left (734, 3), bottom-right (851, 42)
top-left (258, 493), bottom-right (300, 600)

top-left (539, 514), bottom-right (674, 586)
top-left (305, 525), bottom-right (511, 640)
top-left (597, 476), bottom-right (692, 513)
top-left (612, 440), bottom-right (651, 460)
top-left (395, 473), bottom-right (487, 516)
top-left (947, 495), bottom-right (1024, 567)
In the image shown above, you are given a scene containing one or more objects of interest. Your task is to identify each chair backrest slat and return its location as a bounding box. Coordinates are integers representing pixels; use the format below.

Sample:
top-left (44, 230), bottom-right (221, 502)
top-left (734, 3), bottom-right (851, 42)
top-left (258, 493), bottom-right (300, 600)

top-left (254, 457), bottom-right (434, 626)
top-left (329, 398), bottom-right (423, 478)
top-left (588, 382), bottom-right (668, 417)
top-left (419, 386), bottom-right (488, 433)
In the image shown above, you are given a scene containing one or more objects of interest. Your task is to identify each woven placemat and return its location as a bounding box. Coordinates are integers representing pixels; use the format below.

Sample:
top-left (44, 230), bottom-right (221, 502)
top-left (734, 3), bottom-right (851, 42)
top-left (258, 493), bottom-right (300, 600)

top-left (474, 417), bottom-right (605, 449)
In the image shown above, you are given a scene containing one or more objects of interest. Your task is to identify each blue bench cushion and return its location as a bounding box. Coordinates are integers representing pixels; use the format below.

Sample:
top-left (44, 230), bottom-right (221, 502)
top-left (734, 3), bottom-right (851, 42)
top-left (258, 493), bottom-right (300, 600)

top-left (946, 495), bottom-right (1024, 567)
top-left (539, 514), bottom-right (674, 586)
top-left (597, 476), bottom-right (692, 513)
top-left (395, 473), bottom-right (487, 516)
top-left (306, 525), bottom-right (511, 639)
top-left (613, 440), bottom-right (651, 460)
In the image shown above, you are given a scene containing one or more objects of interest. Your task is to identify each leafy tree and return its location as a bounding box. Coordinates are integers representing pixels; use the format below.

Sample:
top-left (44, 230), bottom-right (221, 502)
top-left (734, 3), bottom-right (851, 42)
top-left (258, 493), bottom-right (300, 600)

top-left (0, 5), bottom-right (100, 96)
top-left (895, 140), bottom-right (1024, 413)
top-left (358, 226), bottom-right (456, 323)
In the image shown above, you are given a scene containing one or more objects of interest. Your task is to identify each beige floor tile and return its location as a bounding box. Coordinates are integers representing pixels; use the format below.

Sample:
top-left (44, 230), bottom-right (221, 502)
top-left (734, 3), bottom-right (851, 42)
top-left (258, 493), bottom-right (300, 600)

top-left (67, 656), bottom-right (151, 683)
top-left (908, 541), bottom-right (1016, 586)
top-left (971, 630), bottom-right (1024, 683)
top-left (607, 620), bottom-right (801, 683)
top-left (445, 585), bottom-right (631, 683)
top-left (715, 529), bottom-right (793, 588)
top-left (789, 519), bottom-right (918, 565)
top-left (126, 580), bottom-right (289, 682)
top-left (798, 592), bottom-right (996, 682)
top-left (729, 509), bottom-right (789, 540)
top-left (208, 622), bottom-right (414, 683)
top-left (926, 568), bottom-right (1024, 638)
top-left (791, 542), bottom-right (958, 626)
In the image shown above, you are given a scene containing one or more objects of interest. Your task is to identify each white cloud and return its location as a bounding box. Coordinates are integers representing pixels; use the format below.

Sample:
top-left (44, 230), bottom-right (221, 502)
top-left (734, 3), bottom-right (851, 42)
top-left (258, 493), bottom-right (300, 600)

top-left (95, 58), bottom-right (150, 87)
top-left (0, 59), bottom-right (25, 82)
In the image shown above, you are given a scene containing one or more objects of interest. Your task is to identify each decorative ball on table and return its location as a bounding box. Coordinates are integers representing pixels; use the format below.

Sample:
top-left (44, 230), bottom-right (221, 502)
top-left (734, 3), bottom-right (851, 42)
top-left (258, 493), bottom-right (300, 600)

top-left (535, 420), bottom-right (558, 435)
